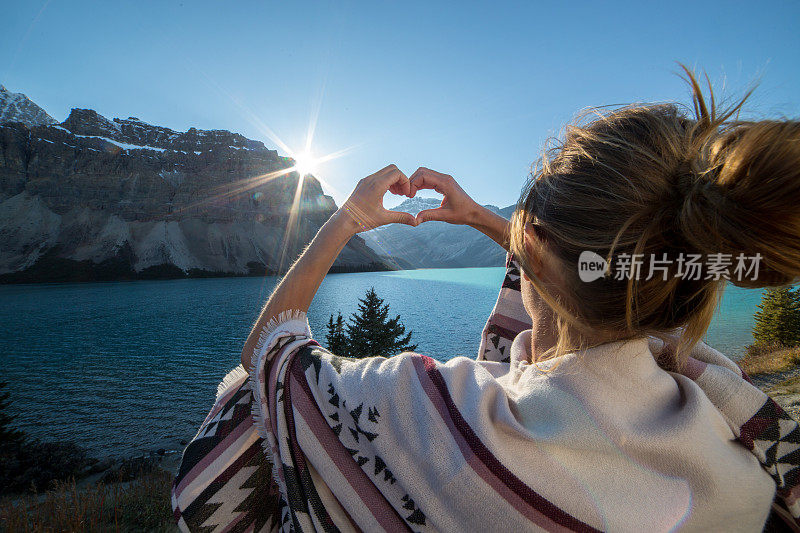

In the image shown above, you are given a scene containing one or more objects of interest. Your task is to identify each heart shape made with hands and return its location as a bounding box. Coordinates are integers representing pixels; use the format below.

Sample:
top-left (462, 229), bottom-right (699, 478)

top-left (399, 167), bottom-right (476, 227)
top-left (345, 165), bottom-right (477, 231)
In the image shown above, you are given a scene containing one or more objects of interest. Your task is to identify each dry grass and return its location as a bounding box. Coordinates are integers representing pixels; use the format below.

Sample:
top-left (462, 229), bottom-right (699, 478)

top-left (739, 342), bottom-right (800, 377)
top-left (0, 468), bottom-right (176, 532)
top-left (768, 373), bottom-right (800, 396)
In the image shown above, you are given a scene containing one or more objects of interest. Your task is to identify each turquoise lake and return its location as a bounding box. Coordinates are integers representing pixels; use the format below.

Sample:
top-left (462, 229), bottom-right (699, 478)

top-left (0, 267), bottom-right (764, 457)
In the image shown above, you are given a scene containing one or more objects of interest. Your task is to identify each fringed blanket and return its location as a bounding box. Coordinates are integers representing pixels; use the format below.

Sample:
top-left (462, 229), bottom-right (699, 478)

top-left (172, 252), bottom-right (800, 532)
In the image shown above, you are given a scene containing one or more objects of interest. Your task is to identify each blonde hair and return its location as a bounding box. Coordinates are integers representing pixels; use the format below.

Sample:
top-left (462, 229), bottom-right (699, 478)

top-left (509, 65), bottom-right (800, 367)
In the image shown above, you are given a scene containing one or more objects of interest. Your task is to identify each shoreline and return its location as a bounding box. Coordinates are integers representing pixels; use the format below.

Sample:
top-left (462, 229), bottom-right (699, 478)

top-left (0, 441), bottom-right (185, 508)
top-left (0, 260), bottom-right (403, 285)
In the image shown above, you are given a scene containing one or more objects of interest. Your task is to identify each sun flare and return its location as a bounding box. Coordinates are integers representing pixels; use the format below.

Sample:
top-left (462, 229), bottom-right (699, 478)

top-left (294, 150), bottom-right (317, 177)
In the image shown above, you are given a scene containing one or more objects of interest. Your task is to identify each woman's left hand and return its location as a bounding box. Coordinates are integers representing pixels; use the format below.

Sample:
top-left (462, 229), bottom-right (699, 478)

top-left (336, 164), bottom-right (418, 233)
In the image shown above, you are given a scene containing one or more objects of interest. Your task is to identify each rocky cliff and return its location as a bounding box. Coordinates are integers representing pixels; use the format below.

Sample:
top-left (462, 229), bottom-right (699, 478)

top-left (363, 197), bottom-right (515, 269)
top-left (0, 85), bottom-right (57, 126)
top-left (0, 98), bottom-right (390, 282)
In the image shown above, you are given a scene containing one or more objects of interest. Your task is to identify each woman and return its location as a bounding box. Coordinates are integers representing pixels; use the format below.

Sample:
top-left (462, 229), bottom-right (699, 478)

top-left (172, 70), bottom-right (800, 532)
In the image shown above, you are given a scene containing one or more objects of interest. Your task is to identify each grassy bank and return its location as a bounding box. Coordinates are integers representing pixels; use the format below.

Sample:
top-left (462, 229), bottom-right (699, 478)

top-left (738, 343), bottom-right (800, 419)
top-left (737, 343), bottom-right (800, 377)
top-left (0, 469), bottom-right (175, 532)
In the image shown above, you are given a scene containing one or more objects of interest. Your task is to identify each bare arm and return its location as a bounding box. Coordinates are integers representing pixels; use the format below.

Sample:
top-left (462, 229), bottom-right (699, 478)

top-left (469, 206), bottom-right (511, 251)
top-left (408, 167), bottom-right (511, 251)
top-left (239, 211), bottom-right (354, 367)
top-left (240, 165), bottom-right (417, 368)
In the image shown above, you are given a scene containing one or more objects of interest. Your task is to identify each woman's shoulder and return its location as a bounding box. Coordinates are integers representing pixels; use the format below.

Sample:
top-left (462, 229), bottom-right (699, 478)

top-left (294, 347), bottom-right (512, 395)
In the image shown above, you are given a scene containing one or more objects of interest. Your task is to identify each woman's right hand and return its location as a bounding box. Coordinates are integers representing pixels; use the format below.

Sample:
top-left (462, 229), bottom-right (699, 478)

top-left (407, 167), bottom-right (482, 225)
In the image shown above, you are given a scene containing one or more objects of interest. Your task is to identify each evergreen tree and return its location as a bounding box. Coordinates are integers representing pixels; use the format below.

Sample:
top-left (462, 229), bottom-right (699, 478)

top-left (753, 287), bottom-right (800, 347)
top-left (327, 287), bottom-right (417, 358)
top-left (0, 381), bottom-right (25, 447)
top-left (346, 287), bottom-right (418, 358)
top-left (325, 312), bottom-right (350, 357)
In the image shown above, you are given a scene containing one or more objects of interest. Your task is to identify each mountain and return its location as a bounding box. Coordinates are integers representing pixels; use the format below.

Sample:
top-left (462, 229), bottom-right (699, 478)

top-left (0, 99), bottom-right (391, 282)
top-left (0, 85), bottom-right (57, 126)
top-left (364, 197), bottom-right (515, 269)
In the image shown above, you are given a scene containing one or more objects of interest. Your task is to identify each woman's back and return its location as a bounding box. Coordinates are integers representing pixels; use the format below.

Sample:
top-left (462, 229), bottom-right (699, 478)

top-left (293, 334), bottom-right (774, 531)
top-left (483, 331), bottom-right (775, 531)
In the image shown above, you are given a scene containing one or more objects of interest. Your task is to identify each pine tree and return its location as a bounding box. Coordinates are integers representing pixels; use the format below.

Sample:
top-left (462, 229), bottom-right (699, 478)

top-left (327, 287), bottom-right (417, 358)
top-left (753, 287), bottom-right (800, 347)
top-left (0, 381), bottom-right (25, 447)
top-left (325, 312), bottom-right (350, 357)
top-left (347, 287), bottom-right (418, 358)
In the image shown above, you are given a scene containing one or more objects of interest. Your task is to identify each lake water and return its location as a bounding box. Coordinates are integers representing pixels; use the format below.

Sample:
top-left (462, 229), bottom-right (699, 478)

top-left (0, 267), bottom-right (764, 458)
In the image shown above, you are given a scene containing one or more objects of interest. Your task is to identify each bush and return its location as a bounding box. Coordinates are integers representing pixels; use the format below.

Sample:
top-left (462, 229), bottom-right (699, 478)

top-left (739, 343), bottom-right (800, 377)
top-left (0, 439), bottom-right (91, 495)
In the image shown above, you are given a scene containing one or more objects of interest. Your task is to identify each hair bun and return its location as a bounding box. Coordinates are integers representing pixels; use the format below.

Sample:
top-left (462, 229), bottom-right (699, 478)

top-left (678, 120), bottom-right (800, 288)
top-left (674, 159), bottom-right (704, 199)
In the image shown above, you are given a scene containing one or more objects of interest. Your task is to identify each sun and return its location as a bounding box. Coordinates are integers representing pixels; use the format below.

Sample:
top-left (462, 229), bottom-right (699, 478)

top-left (294, 150), bottom-right (318, 177)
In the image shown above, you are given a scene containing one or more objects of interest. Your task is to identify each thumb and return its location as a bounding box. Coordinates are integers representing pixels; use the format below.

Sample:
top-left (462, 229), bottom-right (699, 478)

top-left (416, 208), bottom-right (447, 224)
top-left (385, 209), bottom-right (417, 226)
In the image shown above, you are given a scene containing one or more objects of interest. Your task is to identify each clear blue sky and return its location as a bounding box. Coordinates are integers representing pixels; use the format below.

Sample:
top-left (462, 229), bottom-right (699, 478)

top-left (2, 1), bottom-right (798, 209)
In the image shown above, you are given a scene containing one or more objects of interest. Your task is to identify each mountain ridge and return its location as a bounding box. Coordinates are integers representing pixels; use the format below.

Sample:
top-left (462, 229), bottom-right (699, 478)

top-left (0, 92), bottom-right (391, 282)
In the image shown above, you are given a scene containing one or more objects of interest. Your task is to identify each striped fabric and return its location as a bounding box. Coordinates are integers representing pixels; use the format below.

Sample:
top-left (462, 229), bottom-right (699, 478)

top-left (477, 251), bottom-right (527, 363)
top-left (172, 251), bottom-right (800, 532)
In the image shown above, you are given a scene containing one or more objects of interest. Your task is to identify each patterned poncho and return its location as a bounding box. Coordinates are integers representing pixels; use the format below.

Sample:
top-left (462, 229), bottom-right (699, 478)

top-left (172, 253), bottom-right (800, 532)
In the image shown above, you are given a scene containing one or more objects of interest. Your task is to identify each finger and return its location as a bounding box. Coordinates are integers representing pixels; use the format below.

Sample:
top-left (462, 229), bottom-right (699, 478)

top-left (377, 166), bottom-right (411, 196)
top-left (389, 179), bottom-right (411, 197)
top-left (384, 209), bottom-right (417, 226)
top-left (416, 207), bottom-right (454, 224)
top-left (408, 167), bottom-right (452, 196)
top-left (371, 164), bottom-right (403, 189)
top-left (375, 163), bottom-right (401, 176)
top-left (374, 164), bottom-right (405, 182)
top-left (409, 167), bottom-right (451, 184)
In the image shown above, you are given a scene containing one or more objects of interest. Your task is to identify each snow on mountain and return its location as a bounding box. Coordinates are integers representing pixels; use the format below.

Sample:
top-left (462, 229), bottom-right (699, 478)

top-left (387, 196), bottom-right (442, 216)
top-left (0, 85), bottom-right (57, 126)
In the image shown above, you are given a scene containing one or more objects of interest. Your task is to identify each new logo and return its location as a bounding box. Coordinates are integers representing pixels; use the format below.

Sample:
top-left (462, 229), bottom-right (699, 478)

top-left (578, 251), bottom-right (608, 282)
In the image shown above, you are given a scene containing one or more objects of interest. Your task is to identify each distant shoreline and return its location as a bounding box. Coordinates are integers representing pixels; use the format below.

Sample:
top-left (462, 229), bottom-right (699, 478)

top-left (0, 261), bottom-right (515, 285)
top-left (0, 259), bottom-right (402, 285)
